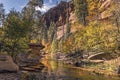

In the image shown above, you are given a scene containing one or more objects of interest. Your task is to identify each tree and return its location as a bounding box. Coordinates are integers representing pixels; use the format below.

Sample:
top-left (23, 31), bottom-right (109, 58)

top-left (74, 0), bottom-right (88, 26)
top-left (87, 0), bottom-right (102, 20)
top-left (48, 22), bottom-right (57, 43)
top-left (43, 22), bottom-right (48, 44)
top-left (107, 0), bottom-right (120, 51)
top-left (0, 3), bottom-right (5, 45)
top-left (0, 3), bottom-right (5, 26)
top-left (65, 20), bottom-right (71, 39)
top-left (28, 0), bottom-right (43, 8)
top-left (22, 0), bottom-right (43, 43)
top-left (2, 10), bottom-right (31, 58)
top-left (51, 27), bottom-right (58, 53)
top-left (111, 1), bottom-right (120, 33)
top-left (65, 0), bottom-right (71, 39)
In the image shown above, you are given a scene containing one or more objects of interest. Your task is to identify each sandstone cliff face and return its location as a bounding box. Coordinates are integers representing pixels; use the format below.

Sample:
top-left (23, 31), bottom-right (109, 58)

top-left (41, 0), bottom-right (115, 39)
top-left (41, 1), bottom-right (74, 27)
top-left (99, 0), bottom-right (114, 19)
top-left (41, 0), bottom-right (115, 27)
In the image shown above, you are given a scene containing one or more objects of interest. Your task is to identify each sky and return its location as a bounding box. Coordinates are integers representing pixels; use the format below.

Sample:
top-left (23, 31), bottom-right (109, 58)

top-left (0, 0), bottom-right (63, 13)
top-left (0, 0), bottom-right (29, 13)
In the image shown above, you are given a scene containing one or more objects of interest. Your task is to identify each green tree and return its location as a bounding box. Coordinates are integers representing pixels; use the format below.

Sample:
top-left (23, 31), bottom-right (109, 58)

top-left (0, 3), bottom-right (5, 43)
top-left (109, 1), bottom-right (120, 50)
top-left (111, 2), bottom-right (120, 33)
top-left (48, 22), bottom-right (57, 43)
top-left (22, 0), bottom-right (43, 42)
top-left (51, 27), bottom-right (58, 53)
top-left (42, 22), bottom-right (48, 44)
top-left (74, 0), bottom-right (88, 26)
top-left (65, 0), bottom-right (71, 39)
top-left (87, 0), bottom-right (102, 20)
top-left (2, 10), bottom-right (31, 58)
top-left (28, 0), bottom-right (43, 8)
top-left (0, 3), bottom-right (5, 26)
top-left (65, 14), bottom-right (71, 39)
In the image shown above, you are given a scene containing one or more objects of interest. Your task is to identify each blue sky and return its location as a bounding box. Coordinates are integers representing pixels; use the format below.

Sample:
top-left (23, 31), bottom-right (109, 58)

top-left (0, 0), bottom-right (60, 13)
top-left (0, 0), bottom-right (69, 13)
top-left (0, 0), bottom-right (29, 13)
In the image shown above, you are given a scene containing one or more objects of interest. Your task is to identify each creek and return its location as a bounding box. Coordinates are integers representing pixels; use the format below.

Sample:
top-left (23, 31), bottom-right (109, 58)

top-left (39, 58), bottom-right (120, 80)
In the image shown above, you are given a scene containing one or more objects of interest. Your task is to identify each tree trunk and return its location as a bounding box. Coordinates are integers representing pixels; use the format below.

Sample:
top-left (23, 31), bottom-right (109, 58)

top-left (83, 14), bottom-right (86, 26)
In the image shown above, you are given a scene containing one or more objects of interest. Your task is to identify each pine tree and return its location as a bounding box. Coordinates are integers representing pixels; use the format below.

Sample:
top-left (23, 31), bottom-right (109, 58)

top-left (28, 0), bottom-right (43, 8)
top-left (74, 0), bottom-right (88, 26)
top-left (65, 19), bottom-right (71, 39)
top-left (21, 0), bottom-right (43, 43)
top-left (110, 0), bottom-right (120, 50)
top-left (42, 22), bottom-right (48, 44)
top-left (51, 27), bottom-right (58, 53)
top-left (0, 3), bottom-right (5, 26)
top-left (48, 22), bottom-right (57, 43)
top-left (2, 10), bottom-right (31, 58)
top-left (65, 1), bottom-right (71, 39)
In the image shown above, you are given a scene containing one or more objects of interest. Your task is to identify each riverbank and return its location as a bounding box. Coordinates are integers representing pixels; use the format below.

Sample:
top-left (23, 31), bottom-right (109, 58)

top-left (80, 57), bottom-right (120, 77)
top-left (71, 66), bottom-right (120, 77)
top-left (0, 73), bottom-right (20, 80)
top-left (44, 53), bottom-right (120, 77)
top-left (1, 54), bottom-right (119, 80)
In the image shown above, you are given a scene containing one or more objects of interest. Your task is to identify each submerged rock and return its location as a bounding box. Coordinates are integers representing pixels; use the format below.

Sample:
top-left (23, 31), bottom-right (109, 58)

top-left (75, 61), bottom-right (83, 67)
top-left (0, 54), bottom-right (19, 73)
top-left (20, 63), bottom-right (45, 72)
top-left (53, 52), bottom-right (67, 60)
top-left (117, 65), bottom-right (120, 74)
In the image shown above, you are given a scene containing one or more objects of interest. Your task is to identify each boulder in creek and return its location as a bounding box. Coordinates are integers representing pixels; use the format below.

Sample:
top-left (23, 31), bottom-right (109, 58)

top-left (0, 54), bottom-right (19, 73)
top-left (117, 65), bottom-right (120, 74)
top-left (75, 61), bottom-right (83, 67)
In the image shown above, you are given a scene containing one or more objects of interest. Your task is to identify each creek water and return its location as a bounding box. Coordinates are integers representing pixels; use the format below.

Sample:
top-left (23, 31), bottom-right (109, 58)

top-left (40, 59), bottom-right (120, 80)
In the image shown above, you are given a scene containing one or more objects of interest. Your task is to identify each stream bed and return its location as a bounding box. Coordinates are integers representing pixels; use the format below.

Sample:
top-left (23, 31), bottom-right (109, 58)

top-left (38, 59), bottom-right (120, 80)
top-left (2, 58), bottom-right (119, 80)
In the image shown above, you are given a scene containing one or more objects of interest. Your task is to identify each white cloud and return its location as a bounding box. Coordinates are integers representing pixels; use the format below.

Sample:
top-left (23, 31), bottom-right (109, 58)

top-left (35, 4), bottom-right (55, 13)
top-left (20, 5), bottom-right (25, 9)
top-left (49, 0), bottom-right (52, 3)
top-left (20, 2), bottom-right (28, 9)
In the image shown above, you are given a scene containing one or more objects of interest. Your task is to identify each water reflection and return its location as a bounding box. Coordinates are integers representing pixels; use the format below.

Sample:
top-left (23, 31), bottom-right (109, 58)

top-left (21, 59), bottom-right (120, 80)
top-left (41, 59), bottom-right (120, 80)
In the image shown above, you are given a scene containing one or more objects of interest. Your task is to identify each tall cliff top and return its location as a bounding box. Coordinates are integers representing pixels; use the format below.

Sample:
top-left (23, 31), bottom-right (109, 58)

top-left (41, 1), bottom-right (74, 27)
